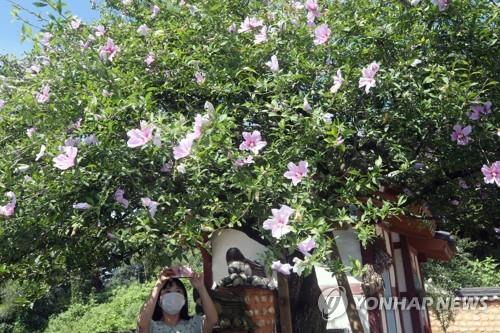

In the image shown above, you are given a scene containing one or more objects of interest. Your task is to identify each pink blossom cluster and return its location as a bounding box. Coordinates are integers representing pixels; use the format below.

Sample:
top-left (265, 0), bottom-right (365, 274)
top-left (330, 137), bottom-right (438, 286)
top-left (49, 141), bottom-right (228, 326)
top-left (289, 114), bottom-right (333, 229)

top-left (53, 146), bottom-right (78, 170)
top-left (238, 16), bottom-right (268, 45)
top-left (469, 101), bottom-right (492, 121)
top-left (305, 0), bottom-right (320, 26)
top-left (238, 17), bottom-right (263, 33)
top-left (99, 38), bottom-right (119, 62)
top-left (141, 197), bottom-right (159, 217)
top-left (432, 0), bottom-right (449, 11)
top-left (173, 114), bottom-right (210, 160)
top-left (239, 130), bottom-right (267, 154)
top-left (330, 69), bottom-right (344, 93)
top-left (0, 192), bottom-right (16, 217)
top-left (266, 55), bottom-right (279, 73)
top-left (36, 85), bottom-right (50, 104)
top-left (451, 124), bottom-right (472, 146)
top-left (127, 121), bottom-right (154, 148)
top-left (481, 161), bottom-right (500, 187)
top-left (271, 237), bottom-right (317, 275)
top-left (314, 24), bottom-right (331, 45)
top-left (359, 62), bottom-right (380, 93)
top-left (112, 188), bottom-right (159, 218)
top-left (284, 161), bottom-right (308, 185)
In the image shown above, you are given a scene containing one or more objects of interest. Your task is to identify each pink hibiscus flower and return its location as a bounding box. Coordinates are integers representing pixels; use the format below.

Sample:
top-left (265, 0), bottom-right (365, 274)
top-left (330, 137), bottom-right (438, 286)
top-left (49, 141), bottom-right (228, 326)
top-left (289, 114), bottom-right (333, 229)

top-left (235, 155), bottom-right (254, 167)
top-left (330, 69), bottom-right (343, 93)
top-left (41, 32), bottom-right (53, 47)
top-left (305, 0), bottom-right (320, 25)
top-left (26, 127), bottom-right (36, 138)
top-left (173, 136), bottom-right (194, 160)
top-left (192, 114), bottom-right (210, 140)
top-left (284, 161), bottom-right (308, 185)
top-left (481, 161), bottom-right (500, 187)
top-left (0, 192), bottom-right (16, 217)
top-left (53, 146), bottom-right (78, 170)
top-left (238, 17), bottom-right (263, 33)
top-left (307, 10), bottom-right (320, 26)
top-left (298, 237), bottom-right (317, 256)
top-left (239, 130), bottom-right (267, 154)
top-left (432, 0), bottom-right (449, 11)
top-left (36, 85), bottom-right (50, 104)
top-left (254, 26), bottom-right (268, 44)
top-left (114, 188), bottom-right (129, 208)
top-left (99, 38), bottom-right (119, 62)
top-left (95, 25), bottom-right (106, 37)
top-left (271, 260), bottom-right (292, 275)
top-left (172, 266), bottom-right (194, 278)
top-left (265, 55), bottom-right (279, 73)
top-left (141, 197), bottom-right (159, 217)
top-left (195, 71), bottom-right (206, 84)
top-left (73, 202), bottom-right (92, 210)
top-left (70, 17), bottom-right (81, 30)
top-left (305, 0), bottom-right (319, 11)
top-left (35, 145), bottom-right (46, 161)
top-left (451, 124), bottom-right (472, 146)
top-left (137, 24), bottom-right (150, 36)
top-left (145, 53), bottom-right (155, 66)
top-left (151, 5), bottom-right (160, 18)
top-left (314, 24), bottom-right (331, 45)
top-left (263, 205), bottom-right (294, 239)
top-left (127, 121), bottom-right (154, 148)
top-left (469, 101), bottom-right (492, 120)
top-left (359, 62), bottom-right (380, 93)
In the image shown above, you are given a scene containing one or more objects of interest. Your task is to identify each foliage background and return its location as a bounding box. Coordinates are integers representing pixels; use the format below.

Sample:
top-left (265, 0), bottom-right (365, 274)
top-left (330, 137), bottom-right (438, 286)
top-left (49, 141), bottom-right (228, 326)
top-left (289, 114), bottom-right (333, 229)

top-left (0, 0), bottom-right (498, 331)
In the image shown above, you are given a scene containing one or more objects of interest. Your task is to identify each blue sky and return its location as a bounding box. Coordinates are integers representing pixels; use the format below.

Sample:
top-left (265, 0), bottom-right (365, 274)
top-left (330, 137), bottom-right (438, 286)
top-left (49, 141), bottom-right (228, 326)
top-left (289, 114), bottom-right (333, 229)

top-left (0, 0), bottom-right (101, 56)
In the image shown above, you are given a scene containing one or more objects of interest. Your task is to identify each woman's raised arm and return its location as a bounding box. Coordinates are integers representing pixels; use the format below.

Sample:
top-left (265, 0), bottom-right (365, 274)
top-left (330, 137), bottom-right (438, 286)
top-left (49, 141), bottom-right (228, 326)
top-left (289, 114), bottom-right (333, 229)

top-left (137, 268), bottom-right (172, 333)
top-left (190, 272), bottom-right (219, 333)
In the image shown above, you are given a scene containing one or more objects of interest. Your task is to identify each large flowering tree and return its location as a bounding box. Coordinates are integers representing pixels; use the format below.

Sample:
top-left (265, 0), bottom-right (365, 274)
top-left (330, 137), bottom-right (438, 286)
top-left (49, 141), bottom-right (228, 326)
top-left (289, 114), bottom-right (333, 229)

top-left (0, 0), bottom-right (498, 331)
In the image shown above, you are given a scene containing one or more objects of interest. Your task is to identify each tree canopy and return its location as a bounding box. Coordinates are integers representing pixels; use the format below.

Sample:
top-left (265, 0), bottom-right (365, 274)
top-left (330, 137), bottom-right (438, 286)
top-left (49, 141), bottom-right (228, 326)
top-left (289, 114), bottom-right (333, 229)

top-left (0, 0), bottom-right (499, 305)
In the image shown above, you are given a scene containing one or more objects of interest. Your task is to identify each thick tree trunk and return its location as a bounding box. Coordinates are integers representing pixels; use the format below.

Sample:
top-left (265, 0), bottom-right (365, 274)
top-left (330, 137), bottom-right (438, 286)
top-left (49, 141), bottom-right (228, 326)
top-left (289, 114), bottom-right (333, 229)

top-left (288, 266), bottom-right (327, 333)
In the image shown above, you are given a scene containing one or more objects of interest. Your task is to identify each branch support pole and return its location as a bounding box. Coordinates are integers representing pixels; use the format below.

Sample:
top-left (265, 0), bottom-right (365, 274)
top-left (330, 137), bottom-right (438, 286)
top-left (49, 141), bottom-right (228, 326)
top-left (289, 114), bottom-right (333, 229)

top-left (277, 273), bottom-right (293, 333)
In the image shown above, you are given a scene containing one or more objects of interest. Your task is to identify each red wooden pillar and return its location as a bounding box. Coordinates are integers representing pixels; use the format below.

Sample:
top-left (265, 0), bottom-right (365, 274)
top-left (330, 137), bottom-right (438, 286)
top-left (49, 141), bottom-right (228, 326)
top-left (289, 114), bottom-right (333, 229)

top-left (399, 236), bottom-right (422, 333)
top-left (198, 234), bottom-right (213, 288)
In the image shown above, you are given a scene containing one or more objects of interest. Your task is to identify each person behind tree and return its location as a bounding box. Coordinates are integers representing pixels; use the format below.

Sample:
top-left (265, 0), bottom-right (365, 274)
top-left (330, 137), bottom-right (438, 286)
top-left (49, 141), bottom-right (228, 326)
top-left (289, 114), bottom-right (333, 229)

top-left (137, 267), bottom-right (218, 333)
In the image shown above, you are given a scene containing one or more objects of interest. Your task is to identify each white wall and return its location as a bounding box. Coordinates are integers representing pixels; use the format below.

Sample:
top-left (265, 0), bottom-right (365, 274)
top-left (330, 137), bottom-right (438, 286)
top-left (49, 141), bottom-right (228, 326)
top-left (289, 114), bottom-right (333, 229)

top-left (211, 228), bottom-right (270, 283)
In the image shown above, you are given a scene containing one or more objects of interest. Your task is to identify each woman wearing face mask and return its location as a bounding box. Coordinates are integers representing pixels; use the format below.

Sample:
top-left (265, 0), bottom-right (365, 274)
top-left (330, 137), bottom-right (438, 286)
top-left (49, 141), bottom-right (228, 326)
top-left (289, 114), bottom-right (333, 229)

top-left (137, 267), bottom-right (218, 333)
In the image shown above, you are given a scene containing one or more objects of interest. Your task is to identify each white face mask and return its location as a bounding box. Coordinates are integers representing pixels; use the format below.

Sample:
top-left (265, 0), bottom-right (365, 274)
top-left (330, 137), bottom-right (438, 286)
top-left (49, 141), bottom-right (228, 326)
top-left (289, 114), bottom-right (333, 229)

top-left (160, 292), bottom-right (185, 315)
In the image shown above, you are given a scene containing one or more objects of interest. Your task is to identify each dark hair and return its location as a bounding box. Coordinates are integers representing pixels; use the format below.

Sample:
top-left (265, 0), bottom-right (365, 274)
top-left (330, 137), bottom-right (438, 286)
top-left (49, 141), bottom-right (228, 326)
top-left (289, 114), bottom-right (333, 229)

top-left (152, 278), bottom-right (191, 321)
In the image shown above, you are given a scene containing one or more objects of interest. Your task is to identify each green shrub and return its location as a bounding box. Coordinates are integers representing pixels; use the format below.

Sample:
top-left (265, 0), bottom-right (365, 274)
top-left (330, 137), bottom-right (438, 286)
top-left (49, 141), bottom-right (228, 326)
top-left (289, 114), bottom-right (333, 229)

top-left (44, 283), bottom-right (150, 333)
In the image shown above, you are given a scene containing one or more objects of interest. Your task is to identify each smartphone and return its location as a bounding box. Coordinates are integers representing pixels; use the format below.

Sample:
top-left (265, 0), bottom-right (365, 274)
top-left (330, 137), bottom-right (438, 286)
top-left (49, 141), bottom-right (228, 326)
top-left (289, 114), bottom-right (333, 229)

top-left (171, 265), bottom-right (193, 278)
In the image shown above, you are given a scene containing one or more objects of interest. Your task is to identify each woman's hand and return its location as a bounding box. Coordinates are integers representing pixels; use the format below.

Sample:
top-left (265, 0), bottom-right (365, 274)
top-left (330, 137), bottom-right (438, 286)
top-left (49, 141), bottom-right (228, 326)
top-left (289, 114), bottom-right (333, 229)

top-left (189, 272), bottom-right (205, 291)
top-left (157, 267), bottom-right (174, 284)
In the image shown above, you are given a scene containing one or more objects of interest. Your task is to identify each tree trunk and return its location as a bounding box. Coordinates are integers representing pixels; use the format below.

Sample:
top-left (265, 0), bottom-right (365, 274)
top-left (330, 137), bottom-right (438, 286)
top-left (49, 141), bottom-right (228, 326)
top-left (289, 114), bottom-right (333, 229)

top-left (288, 266), bottom-right (327, 333)
top-left (331, 240), bottom-right (364, 333)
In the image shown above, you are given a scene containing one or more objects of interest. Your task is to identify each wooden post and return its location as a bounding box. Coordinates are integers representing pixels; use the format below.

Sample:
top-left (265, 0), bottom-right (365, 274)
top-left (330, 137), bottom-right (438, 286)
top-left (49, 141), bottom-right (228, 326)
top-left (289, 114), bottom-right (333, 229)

top-left (277, 273), bottom-right (293, 333)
